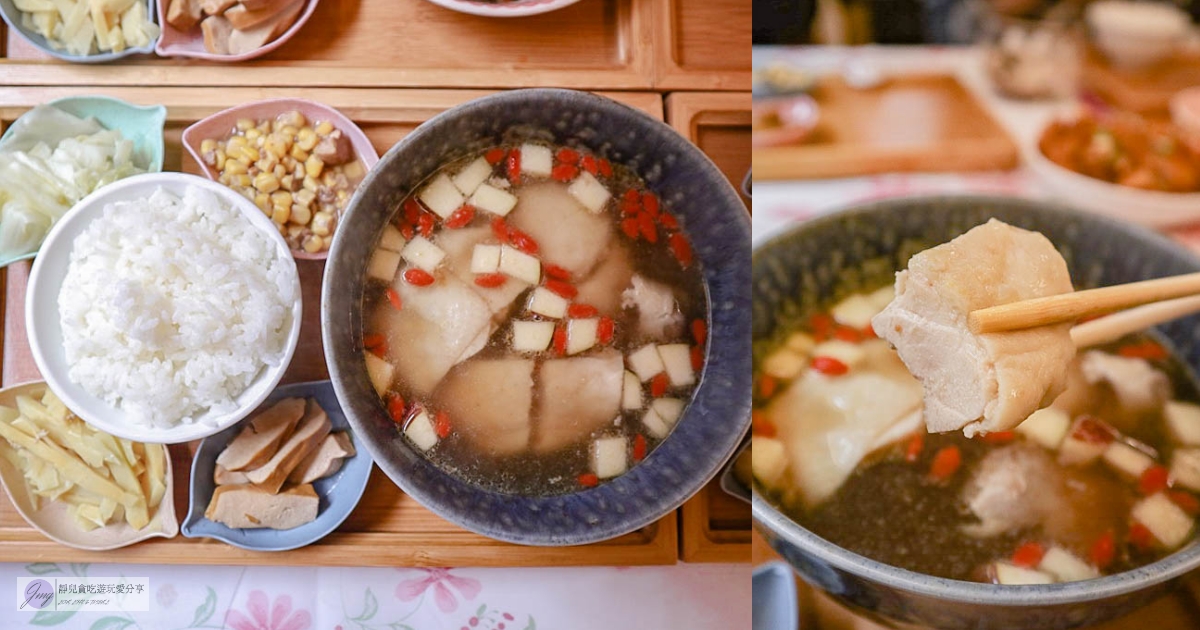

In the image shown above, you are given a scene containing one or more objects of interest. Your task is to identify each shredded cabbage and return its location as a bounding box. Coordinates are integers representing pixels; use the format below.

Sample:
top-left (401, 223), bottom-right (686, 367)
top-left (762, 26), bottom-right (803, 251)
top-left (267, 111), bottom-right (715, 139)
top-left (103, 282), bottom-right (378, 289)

top-left (0, 107), bottom-right (146, 259)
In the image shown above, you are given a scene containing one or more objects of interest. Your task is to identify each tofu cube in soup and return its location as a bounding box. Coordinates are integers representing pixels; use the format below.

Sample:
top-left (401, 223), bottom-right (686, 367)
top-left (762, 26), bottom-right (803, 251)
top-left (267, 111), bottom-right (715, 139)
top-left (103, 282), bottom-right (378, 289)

top-left (831, 294), bottom-right (882, 329)
top-left (499, 245), bottom-right (540, 285)
top-left (470, 183), bottom-right (519, 217)
top-left (810, 340), bottom-right (865, 371)
top-left (642, 405), bottom-right (671, 439)
top-left (529, 287), bottom-right (568, 319)
top-left (1016, 407), bottom-right (1071, 451)
top-left (761, 347), bottom-right (807, 380)
top-left (752, 436), bottom-right (788, 487)
top-left (567, 171), bottom-right (611, 214)
top-left (1038, 547), bottom-right (1099, 582)
top-left (452, 157), bottom-right (493, 196)
top-left (400, 236), bottom-right (445, 272)
top-left (628, 344), bottom-right (665, 381)
top-left (367, 249), bottom-right (402, 282)
top-left (1170, 448), bottom-right (1200, 492)
top-left (365, 353), bottom-right (394, 396)
top-left (470, 244), bottom-right (502, 274)
top-left (591, 436), bottom-right (628, 478)
top-left (1166, 400), bottom-right (1200, 446)
top-left (512, 321), bottom-right (555, 353)
top-left (379, 225), bottom-right (406, 252)
top-left (657, 344), bottom-right (696, 387)
top-left (622, 370), bottom-right (643, 410)
top-left (651, 398), bottom-right (684, 427)
top-left (993, 562), bottom-right (1054, 585)
top-left (567, 318), bottom-right (599, 355)
top-left (1131, 493), bottom-right (1195, 549)
top-left (519, 144), bottom-right (553, 178)
top-left (1101, 441), bottom-right (1155, 479)
top-left (404, 409), bottom-right (440, 452)
top-left (418, 174), bottom-right (465, 219)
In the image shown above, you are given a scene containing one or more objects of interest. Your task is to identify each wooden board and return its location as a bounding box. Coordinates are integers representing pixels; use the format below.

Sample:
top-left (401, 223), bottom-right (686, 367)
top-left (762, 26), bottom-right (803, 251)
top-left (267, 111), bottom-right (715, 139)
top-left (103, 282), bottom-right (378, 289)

top-left (680, 480), bottom-right (749, 563)
top-left (1083, 47), bottom-right (1200, 118)
top-left (752, 532), bottom-right (1200, 629)
top-left (653, 0), bottom-right (751, 91)
top-left (666, 91), bottom-right (751, 211)
top-left (0, 0), bottom-right (655, 89)
top-left (752, 74), bottom-right (1020, 181)
top-left (0, 86), bottom-right (678, 567)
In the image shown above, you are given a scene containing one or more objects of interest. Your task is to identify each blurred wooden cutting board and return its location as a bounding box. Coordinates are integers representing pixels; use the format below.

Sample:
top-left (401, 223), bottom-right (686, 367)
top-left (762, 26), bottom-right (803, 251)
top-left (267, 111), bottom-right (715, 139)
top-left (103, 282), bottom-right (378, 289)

top-left (752, 74), bottom-right (1018, 181)
top-left (1083, 48), bottom-right (1200, 118)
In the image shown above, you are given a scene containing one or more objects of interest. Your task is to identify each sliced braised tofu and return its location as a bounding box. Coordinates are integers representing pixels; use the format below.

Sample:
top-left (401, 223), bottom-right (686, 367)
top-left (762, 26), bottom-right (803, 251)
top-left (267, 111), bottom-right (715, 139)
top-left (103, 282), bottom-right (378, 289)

top-left (520, 144), bottom-right (553, 178)
top-left (498, 245), bottom-right (541, 285)
top-left (379, 225), bottom-right (405, 252)
top-left (1016, 407), bottom-right (1071, 451)
top-left (1171, 448), bottom-right (1200, 492)
top-left (1038, 547), bottom-right (1099, 582)
top-left (452, 157), bottom-right (492, 196)
top-left (534, 351), bottom-right (623, 453)
top-left (367, 249), bottom-right (401, 282)
top-left (404, 408), bottom-right (438, 452)
top-left (364, 353), bottom-right (394, 396)
top-left (288, 432), bottom-right (355, 485)
top-left (567, 171), bottom-right (611, 213)
top-left (418, 173), bottom-right (465, 219)
top-left (214, 465), bottom-right (250, 486)
top-left (591, 436), bottom-right (628, 478)
top-left (993, 562), bottom-right (1054, 585)
top-left (508, 181), bottom-right (613, 278)
top-left (627, 344), bottom-right (665, 381)
top-left (400, 236), bottom-right (445, 272)
top-left (657, 344), bottom-right (696, 387)
top-left (512, 321), bottom-right (555, 353)
top-left (470, 183), bottom-right (519, 217)
top-left (244, 403), bottom-right (332, 494)
top-left (215, 397), bottom-right (306, 471)
top-left (1131, 493), bottom-right (1194, 549)
top-left (1166, 400), bottom-right (1200, 446)
top-left (434, 358), bottom-right (535, 456)
top-left (567, 318), bottom-right (599, 355)
top-left (528, 287), bottom-right (568, 319)
top-left (205, 483), bottom-right (319, 530)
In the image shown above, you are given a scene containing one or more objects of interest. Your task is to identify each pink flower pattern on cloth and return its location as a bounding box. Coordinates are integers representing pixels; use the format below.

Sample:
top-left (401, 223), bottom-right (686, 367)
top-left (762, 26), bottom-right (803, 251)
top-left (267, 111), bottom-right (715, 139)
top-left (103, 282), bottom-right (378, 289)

top-left (396, 567), bottom-right (482, 613)
top-left (226, 590), bottom-right (312, 630)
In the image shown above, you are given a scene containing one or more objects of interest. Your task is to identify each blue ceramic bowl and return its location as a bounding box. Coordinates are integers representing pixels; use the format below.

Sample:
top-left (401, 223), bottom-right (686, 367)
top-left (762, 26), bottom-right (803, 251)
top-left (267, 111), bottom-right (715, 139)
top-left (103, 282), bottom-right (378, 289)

top-left (752, 195), bottom-right (1200, 629)
top-left (753, 562), bottom-right (800, 630)
top-left (323, 88), bottom-right (751, 545)
top-left (0, 0), bottom-right (158, 62)
top-left (181, 380), bottom-right (373, 551)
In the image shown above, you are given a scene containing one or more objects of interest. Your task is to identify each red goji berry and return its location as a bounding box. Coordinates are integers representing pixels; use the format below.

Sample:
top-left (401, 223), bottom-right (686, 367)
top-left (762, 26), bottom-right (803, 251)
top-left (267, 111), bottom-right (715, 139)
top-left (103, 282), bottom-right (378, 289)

top-left (545, 279), bottom-right (578, 299)
top-left (929, 445), bottom-right (962, 482)
top-left (1091, 530), bottom-right (1116, 569)
top-left (551, 163), bottom-right (579, 182)
top-left (1119, 341), bottom-right (1168, 360)
top-left (659, 212), bottom-right (679, 230)
top-left (1139, 465), bottom-right (1170, 495)
top-left (578, 473), bottom-right (599, 487)
top-left (506, 149), bottom-right (521, 185)
top-left (632, 434), bottom-right (647, 461)
top-left (759, 375), bottom-right (778, 398)
top-left (444, 205), bottom-right (475, 229)
top-left (553, 324), bottom-right (568, 355)
top-left (368, 342), bottom-right (389, 358)
top-left (474, 273), bottom-right (507, 288)
top-left (833, 326), bottom-right (860, 343)
top-left (364, 333), bottom-right (386, 349)
top-left (597, 158), bottom-right (613, 177)
top-left (491, 217), bottom-right (510, 243)
top-left (690, 345), bottom-right (703, 371)
top-left (669, 233), bottom-right (693, 267)
top-left (418, 212), bottom-right (435, 237)
top-left (387, 393), bottom-right (406, 423)
top-left (400, 224), bottom-right (414, 240)
top-left (1169, 490), bottom-right (1200, 515)
top-left (691, 319), bottom-right (707, 345)
top-left (598, 317), bottom-right (615, 344)
top-left (485, 147), bottom-right (506, 165)
top-left (544, 264), bottom-right (572, 281)
top-left (638, 212), bottom-right (658, 243)
top-left (642, 192), bottom-right (659, 217)
top-left (508, 228), bottom-right (539, 255)
top-left (556, 147), bottom-right (580, 164)
top-left (752, 410), bottom-right (776, 437)
top-left (650, 373), bottom-right (669, 398)
top-left (580, 154), bottom-right (598, 175)
top-left (904, 433), bottom-right (923, 463)
top-left (811, 356), bottom-right (849, 376)
top-left (434, 410), bottom-right (452, 439)
top-left (1011, 542), bottom-right (1045, 569)
top-left (1129, 522), bottom-right (1156, 551)
top-left (403, 197), bottom-right (422, 224)
top-left (385, 288), bottom-right (403, 311)
top-left (568, 303), bottom-right (599, 318)
top-left (404, 268), bottom-right (435, 286)
top-left (621, 218), bottom-right (640, 240)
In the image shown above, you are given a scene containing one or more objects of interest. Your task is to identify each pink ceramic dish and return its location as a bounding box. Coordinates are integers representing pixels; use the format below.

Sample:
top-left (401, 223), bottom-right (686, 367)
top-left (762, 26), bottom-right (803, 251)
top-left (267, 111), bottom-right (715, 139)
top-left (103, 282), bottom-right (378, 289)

top-left (423, 0), bottom-right (580, 18)
top-left (182, 98), bottom-right (380, 260)
top-left (154, 0), bottom-right (319, 61)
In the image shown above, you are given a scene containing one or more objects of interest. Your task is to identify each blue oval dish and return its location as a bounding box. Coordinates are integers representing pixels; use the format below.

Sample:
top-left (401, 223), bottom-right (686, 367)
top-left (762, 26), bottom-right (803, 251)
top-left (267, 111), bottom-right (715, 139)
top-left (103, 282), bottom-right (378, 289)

top-left (0, 0), bottom-right (159, 63)
top-left (181, 380), bottom-right (373, 552)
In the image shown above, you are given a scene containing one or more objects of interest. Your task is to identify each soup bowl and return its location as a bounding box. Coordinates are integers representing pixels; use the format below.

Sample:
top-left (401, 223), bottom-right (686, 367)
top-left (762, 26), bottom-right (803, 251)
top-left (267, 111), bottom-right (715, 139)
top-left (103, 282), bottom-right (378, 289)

top-left (323, 88), bottom-right (751, 545)
top-left (752, 194), bottom-right (1200, 628)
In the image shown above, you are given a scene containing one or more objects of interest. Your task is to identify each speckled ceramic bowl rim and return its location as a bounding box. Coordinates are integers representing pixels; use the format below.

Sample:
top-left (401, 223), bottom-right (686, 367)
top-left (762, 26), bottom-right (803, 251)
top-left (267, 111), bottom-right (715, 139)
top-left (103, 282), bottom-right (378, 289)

top-left (181, 97), bottom-right (380, 260)
top-left (422, 0), bottom-right (581, 18)
top-left (324, 87), bottom-right (751, 546)
top-left (751, 193), bottom-right (1200, 606)
top-left (0, 0), bottom-right (158, 62)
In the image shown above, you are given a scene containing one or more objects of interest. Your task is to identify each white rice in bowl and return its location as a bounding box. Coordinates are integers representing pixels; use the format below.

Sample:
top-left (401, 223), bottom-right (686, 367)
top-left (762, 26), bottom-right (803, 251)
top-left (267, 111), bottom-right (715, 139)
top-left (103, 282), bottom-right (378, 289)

top-left (58, 185), bottom-right (296, 428)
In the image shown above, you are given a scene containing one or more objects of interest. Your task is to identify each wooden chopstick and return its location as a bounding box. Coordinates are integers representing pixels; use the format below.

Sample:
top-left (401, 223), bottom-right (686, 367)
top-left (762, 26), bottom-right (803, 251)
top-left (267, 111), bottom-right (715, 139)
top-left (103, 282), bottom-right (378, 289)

top-left (968, 271), bottom-right (1200, 335)
top-left (1071, 295), bottom-right (1200, 348)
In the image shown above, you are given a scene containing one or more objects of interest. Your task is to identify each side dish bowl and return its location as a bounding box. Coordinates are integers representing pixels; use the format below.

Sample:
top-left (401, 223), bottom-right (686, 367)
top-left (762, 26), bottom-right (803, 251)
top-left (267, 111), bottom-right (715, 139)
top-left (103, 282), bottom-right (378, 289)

top-left (181, 380), bottom-right (372, 551)
top-left (422, 0), bottom-right (581, 18)
top-left (0, 0), bottom-right (159, 63)
top-left (752, 194), bottom-right (1200, 629)
top-left (323, 88), bottom-right (751, 545)
top-left (26, 172), bottom-right (303, 445)
top-left (154, 0), bottom-right (319, 61)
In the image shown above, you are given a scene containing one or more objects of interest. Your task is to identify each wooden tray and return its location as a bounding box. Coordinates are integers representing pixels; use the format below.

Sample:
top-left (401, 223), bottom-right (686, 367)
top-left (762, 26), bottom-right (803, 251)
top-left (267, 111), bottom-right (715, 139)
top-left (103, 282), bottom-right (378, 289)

top-left (0, 0), bottom-right (656, 89)
top-left (653, 0), bottom-right (751, 91)
top-left (667, 91), bottom-right (751, 210)
top-left (679, 480), bottom-right (749, 563)
top-left (752, 532), bottom-right (1200, 629)
top-left (1082, 47), bottom-right (1200, 118)
top-left (752, 74), bottom-right (1020, 181)
top-left (0, 86), bottom-right (679, 567)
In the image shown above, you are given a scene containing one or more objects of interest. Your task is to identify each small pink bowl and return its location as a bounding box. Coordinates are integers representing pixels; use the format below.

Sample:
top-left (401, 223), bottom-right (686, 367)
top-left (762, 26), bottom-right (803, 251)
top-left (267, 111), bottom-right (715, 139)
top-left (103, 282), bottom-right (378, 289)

top-left (182, 98), bottom-right (380, 260)
top-left (154, 0), bottom-right (319, 61)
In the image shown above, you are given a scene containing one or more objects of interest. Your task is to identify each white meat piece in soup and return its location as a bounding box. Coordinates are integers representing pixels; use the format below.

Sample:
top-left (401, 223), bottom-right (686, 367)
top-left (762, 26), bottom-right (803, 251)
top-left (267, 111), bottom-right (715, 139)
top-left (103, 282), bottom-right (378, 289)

top-left (961, 443), bottom-right (1064, 538)
top-left (872, 219), bottom-right (1076, 437)
top-left (622, 274), bottom-right (685, 339)
top-left (1080, 350), bottom-right (1171, 414)
top-left (434, 358), bottom-right (535, 456)
top-left (534, 350), bottom-right (624, 453)
top-left (766, 339), bottom-right (923, 508)
top-left (575, 244), bottom-right (635, 316)
top-left (507, 181), bottom-right (614, 278)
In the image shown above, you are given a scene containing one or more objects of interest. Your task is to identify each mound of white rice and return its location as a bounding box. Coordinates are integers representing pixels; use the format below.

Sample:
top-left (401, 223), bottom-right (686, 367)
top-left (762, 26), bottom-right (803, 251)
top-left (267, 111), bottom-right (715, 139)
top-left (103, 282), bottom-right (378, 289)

top-left (58, 185), bottom-right (297, 428)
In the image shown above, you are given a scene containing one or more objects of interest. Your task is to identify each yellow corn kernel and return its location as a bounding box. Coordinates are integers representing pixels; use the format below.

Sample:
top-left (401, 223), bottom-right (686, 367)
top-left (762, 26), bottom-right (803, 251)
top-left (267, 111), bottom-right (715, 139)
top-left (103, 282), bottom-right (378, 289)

top-left (294, 189), bottom-right (316, 208)
top-left (281, 175), bottom-right (295, 191)
top-left (271, 190), bottom-right (293, 208)
top-left (271, 205), bottom-right (290, 225)
top-left (303, 175), bottom-right (319, 192)
top-left (200, 138), bottom-right (216, 154)
top-left (223, 159), bottom-right (248, 176)
top-left (312, 211), bottom-right (334, 236)
top-left (235, 118), bottom-right (255, 132)
top-left (254, 192), bottom-right (270, 212)
top-left (305, 155), bottom-right (324, 179)
top-left (342, 160), bottom-right (364, 180)
top-left (336, 189), bottom-right (348, 203)
top-left (289, 145), bottom-right (309, 163)
top-left (280, 125), bottom-right (299, 139)
top-left (322, 171), bottom-right (338, 188)
top-left (236, 174), bottom-right (252, 188)
top-left (296, 127), bottom-right (318, 151)
top-left (273, 164), bottom-right (286, 179)
top-left (290, 204), bottom-right (312, 226)
top-left (315, 121), bottom-right (333, 136)
top-left (257, 120), bottom-right (271, 134)
top-left (226, 135), bottom-right (248, 150)
top-left (245, 128), bottom-right (262, 142)
top-left (215, 149), bottom-right (227, 171)
top-left (277, 110), bottom-right (306, 129)
top-left (254, 172), bottom-right (280, 193)
top-left (302, 235), bottom-right (323, 253)
top-left (286, 225), bottom-right (305, 239)
top-left (242, 145), bottom-right (261, 163)
top-left (264, 135), bottom-right (289, 160)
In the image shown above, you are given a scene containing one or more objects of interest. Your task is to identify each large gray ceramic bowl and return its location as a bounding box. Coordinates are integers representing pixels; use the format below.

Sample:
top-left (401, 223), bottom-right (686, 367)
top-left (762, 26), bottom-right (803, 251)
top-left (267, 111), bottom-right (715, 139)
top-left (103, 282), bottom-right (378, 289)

top-left (752, 195), bottom-right (1200, 629)
top-left (323, 88), bottom-right (751, 545)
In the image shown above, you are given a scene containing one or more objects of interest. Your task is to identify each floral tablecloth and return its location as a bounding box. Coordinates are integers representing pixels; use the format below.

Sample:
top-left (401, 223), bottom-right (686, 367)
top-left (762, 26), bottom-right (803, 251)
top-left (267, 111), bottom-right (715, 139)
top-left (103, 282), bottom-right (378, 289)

top-left (3, 560), bottom-right (750, 629)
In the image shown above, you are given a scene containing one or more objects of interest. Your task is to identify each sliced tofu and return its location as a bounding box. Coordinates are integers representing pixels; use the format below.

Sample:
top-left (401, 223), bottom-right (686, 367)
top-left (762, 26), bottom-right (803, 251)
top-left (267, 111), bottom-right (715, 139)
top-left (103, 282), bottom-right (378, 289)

top-left (651, 398), bottom-right (685, 426)
top-left (225, 0), bottom-right (304, 56)
top-left (534, 351), bottom-right (623, 453)
top-left (243, 403), bottom-right (331, 494)
top-left (470, 183), bottom-right (519, 217)
top-left (201, 16), bottom-right (233, 55)
top-left (435, 358), bottom-right (535, 456)
top-left (499, 245), bottom-right (540, 285)
top-left (205, 484), bottom-right (318, 530)
top-left (512, 320), bottom-right (555, 353)
top-left (628, 344), bottom-right (665, 381)
top-left (366, 249), bottom-right (401, 282)
top-left (993, 562), bottom-right (1054, 585)
top-left (224, 0), bottom-right (299, 29)
top-left (810, 340), bottom-right (866, 371)
top-left (215, 397), bottom-right (306, 471)
top-left (528, 287), bottom-right (568, 319)
top-left (567, 171), bottom-right (611, 213)
top-left (761, 347), bottom-right (807, 381)
top-left (785, 332), bottom-right (816, 357)
top-left (752, 436), bottom-right (788, 487)
top-left (642, 405), bottom-right (671, 439)
top-left (591, 436), bottom-right (628, 478)
top-left (418, 173), bottom-right (465, 220)
top-left (1131, 493), bottom-right (1195, 549)
top-left (1166, 400), bottom-right (1200, 446)
top-left (167, 0), bottom-right (202, 30)
top-left (567, 318), bottom-right (599, 355)
top-left (621, 370), bottom-right (643, 410)
top-left (1101, 441), bottom-right (1155, 480)
top-left (1016, 407), bottom-right (1071, 451)
top-left (379, 225), bottom-right (406, 252)
top-left (288, 432), bottom-right (355, 485)
top-left (520, 144), bottom-right (553, 178)
top-left (830, 294), bottom-right (882, 330)
top-left (508, 181), bottom-right (612, 278)
top-left (404, 408), bottom-right (438, 452)
top-left (400, 236), bottom-right (445, 272)
top-left (213, 465), bottom-right (250, 486)
top-left (657, 344), bottom-right (696, 387)
top-left (1038, 547), bottom-right (1100, 583)
top-left (452, 157), bottom-right (493, 196)
top-left (470, 244), bottom-right (502, 274)
top-left (1170, 448), bottom-right (1200, 492)
top-left (364, 353), bottom-right (394, 396)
